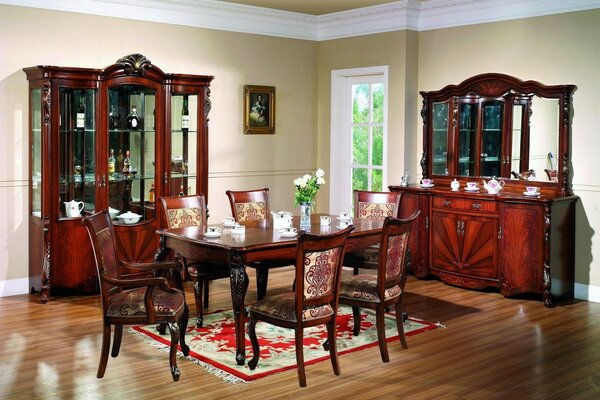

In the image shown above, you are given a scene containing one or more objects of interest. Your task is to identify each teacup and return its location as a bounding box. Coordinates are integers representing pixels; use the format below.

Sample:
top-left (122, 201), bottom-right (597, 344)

top-left (320, 215), bottom-right (332, 226)
top-left (223, 216), bottom-right (236, 226)
top-left (421, 178), bottom-right (433, 186)
top-left (282, 226), bottom-right (297, 235)
top-left (466, 182), bottom-right (479, 190)
top-left (525, 186), bottom-right (540, 195)
top-left (339, 211), bottom-right (351, 220)
top-left (338, 219), bottom-right (352, 229)
top-left (231, 224), bottom-right (245, 235)
top-left (207, 226), bottom-right (222, 234)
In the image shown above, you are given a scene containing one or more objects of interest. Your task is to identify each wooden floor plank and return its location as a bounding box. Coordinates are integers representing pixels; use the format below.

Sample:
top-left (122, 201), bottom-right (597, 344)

top-left (1, 268), bottom-right (599, 399)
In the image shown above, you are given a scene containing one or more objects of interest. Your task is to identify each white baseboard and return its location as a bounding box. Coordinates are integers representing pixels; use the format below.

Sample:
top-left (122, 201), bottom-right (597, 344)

top-left (0, 278), bottom-right (30, 297)
top-left (575, 283), bottom-right (600, 303)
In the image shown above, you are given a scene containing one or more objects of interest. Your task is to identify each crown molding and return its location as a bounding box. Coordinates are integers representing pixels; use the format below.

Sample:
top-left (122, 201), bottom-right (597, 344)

top-left (1, 0), bottom-right (598, 40)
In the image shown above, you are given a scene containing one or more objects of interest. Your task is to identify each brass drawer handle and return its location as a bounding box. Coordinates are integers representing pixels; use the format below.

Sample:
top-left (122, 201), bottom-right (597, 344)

top-left (471, 203), bottom-right (482, 210)
top-left (442, 200), bottom-right (452, 207)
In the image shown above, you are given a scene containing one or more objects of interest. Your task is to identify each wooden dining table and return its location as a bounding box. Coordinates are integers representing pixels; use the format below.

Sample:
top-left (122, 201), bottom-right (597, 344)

top-left (154, 214), bottom-right (384, 365)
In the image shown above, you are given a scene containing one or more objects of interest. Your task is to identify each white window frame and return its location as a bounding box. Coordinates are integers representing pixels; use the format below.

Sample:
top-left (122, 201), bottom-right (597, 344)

top-left (329, 66), bottom-right (388, 215)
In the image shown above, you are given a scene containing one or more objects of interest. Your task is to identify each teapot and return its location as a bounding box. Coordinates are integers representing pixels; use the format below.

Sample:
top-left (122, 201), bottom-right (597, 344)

top-left (64, 200), bottom-right (84, 218)
top-left (482, 177), bottom-right (505, 194)
top-left (272, 211), bottom-right (293, 230)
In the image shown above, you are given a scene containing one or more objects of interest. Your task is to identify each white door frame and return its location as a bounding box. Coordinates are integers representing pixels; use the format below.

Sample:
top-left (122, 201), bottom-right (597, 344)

top-left (329, 65), bottom-right (388, 214)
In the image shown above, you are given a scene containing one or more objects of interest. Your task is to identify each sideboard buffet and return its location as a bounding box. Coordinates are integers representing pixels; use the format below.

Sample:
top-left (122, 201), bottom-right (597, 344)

top-left (392, 73), bottom-right (577, 306)
top-left (25, 54), bottom-right (213, 302)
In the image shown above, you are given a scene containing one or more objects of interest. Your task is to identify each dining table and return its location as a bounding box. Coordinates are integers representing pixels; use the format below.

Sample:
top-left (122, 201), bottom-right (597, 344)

top-left (154, 214), bottom-right (384, 365)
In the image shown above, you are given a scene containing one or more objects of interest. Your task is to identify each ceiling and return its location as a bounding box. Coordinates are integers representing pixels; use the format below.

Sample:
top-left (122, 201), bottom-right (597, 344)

top-left (217, 0), bottom-right (402, 15)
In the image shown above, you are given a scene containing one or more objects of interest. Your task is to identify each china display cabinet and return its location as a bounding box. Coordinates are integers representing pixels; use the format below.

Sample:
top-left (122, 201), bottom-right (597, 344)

top-left (391, 73), bottom-right (577, 306)
top-left (25, 54), bottom-right (213, 302)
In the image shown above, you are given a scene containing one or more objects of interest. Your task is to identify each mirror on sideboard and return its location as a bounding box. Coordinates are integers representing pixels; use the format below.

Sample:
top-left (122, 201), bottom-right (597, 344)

top-left (420, 73), bottom-right (575, 194)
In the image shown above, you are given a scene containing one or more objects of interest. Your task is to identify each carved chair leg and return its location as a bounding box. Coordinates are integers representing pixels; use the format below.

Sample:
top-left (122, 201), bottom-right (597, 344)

top-left (97, 322), bottom-right (111, 378)
top-left (179, 302), bottom-right (190, 356)
top-left (395, 301), bottom-right (408, 350)
top-left (376, 307), bottom-right (389, 362)
top-left (326, 318), bottom-right (340, 376)
top-left (352, 306), bottom-right (361, 336)
top-left (194, 278), bottom-right (205, 328)
top-left (247, 318), bottom-right (260, 370)
top-left (111, 324), bottom-right (123, 358)
top-left (167, 322), bottom-right (181, 382)
top-left (256, 266), bottom-right (269, 300)
top-left (295, 328), bottom-right (307, 387)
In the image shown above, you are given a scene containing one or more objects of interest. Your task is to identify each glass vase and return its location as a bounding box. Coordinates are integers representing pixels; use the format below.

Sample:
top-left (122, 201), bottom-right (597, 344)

top-left (299, 202), bottom-right (312, 228)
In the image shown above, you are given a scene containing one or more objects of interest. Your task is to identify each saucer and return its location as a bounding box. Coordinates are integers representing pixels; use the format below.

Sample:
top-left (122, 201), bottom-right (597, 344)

top-left (523, 191), bottom-right (540, 196)
top-left (465, 187), bottom-right (479, 192)
top-left (420, 184), bottom-right (434, 188)
top-left (223, 222), bottom-right (237, 228)
top-left (280, 231), bottom-right (298, 238)
top-left (204, 231), bottom-right (222, 238)
top-left (337, 224), bottom-right (352, 229)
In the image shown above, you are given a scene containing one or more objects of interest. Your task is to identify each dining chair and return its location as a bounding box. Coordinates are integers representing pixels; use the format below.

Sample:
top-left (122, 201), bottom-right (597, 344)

top-left (82, 210), bottom-right (190, 381)
top-left (343, 190), bottom-right (403, 275)
top-left (158, 194), bottom-right (230, 328)
top-left (339, 212), bottom-right (419, 363)
top-left (247, 226), bottom-right (354, 387)
top-left (225, 187), bottom-right (291, 300)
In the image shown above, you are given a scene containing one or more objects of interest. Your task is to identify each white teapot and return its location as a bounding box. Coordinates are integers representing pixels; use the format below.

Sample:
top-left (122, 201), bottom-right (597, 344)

top-left (482, 177), bottom-right (505, 194)
top-left (272, 211), bottom-right (293, 230)
top-left (64, 200), bottom-right (84, 218)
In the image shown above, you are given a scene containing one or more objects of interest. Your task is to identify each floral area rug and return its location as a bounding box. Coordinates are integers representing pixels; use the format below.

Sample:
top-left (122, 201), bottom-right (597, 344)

top-left (131, 306), bottom-right (441, 383)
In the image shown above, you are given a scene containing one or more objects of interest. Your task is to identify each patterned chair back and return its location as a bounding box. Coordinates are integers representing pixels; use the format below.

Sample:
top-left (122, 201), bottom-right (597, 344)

top-left (82, 211), bottom-right (123, 310)
top-left (377, 211), bottom-right (420, 292)
top-left (226, 188), bottom-right (270, 225)
top-left (159, 195), bottom-right (207, 230)
top-left (295, 227), bottom-right (354, 315)
top-left (354, 190), bottom-right (402, 221)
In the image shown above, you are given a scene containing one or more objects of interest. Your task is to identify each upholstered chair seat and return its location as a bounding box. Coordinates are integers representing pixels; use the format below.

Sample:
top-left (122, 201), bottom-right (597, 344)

top-left (106, 286), bottom-right (186, 320)
top-left (250, 292), bottom-right (334, 322)
top-left (340, 274), bottom-right (402, 303)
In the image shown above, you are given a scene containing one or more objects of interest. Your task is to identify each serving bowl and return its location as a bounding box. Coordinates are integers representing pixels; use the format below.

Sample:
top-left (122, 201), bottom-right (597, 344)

top-left (117, 211), bottom-right (142, 224)
top-left (108, 207), bottom-right (120, 219)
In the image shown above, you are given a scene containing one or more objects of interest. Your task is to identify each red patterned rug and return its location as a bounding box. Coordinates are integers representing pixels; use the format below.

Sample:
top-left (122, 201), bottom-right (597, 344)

top-left (131, 306), bottom-right (441, 383)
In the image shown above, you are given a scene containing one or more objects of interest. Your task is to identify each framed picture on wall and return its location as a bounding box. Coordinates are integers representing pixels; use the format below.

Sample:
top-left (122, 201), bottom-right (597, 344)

top-left (244, 85), bottom-right (275, 134)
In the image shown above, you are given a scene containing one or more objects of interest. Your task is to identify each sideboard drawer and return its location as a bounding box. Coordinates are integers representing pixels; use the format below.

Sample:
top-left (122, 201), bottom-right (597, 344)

top-left (432, 196), bottom-right (497, 213)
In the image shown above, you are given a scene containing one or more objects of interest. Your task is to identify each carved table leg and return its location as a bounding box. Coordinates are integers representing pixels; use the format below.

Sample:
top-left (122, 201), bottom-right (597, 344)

top-left (229, 251), bottom-right (248, 365)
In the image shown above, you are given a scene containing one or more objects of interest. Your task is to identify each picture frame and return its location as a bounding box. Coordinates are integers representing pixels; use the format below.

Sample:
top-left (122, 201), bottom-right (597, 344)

top-left (244, 85), bottom-right (275, 134)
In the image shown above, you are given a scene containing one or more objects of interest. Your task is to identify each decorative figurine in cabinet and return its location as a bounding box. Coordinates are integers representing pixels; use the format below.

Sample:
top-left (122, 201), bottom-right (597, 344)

top-left (391, 73), bottom-right (577, 306)
top-left (25, 54), bottom-right (213, 302)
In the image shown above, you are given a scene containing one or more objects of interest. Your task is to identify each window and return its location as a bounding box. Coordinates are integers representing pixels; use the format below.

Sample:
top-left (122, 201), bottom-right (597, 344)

top-left (330, 67), bottom-right (388, 214)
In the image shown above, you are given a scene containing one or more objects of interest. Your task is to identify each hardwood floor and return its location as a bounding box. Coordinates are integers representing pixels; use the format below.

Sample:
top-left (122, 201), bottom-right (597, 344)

top-left (1, 269), bottom-right (599, 399)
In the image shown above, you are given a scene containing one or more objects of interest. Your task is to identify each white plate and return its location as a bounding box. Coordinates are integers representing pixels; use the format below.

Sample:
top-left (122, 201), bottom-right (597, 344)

top-left (204, 231), bottom-right (222, 238)
top-left (523, 191), bottom-right (540, 196)
top-left (464, 187), bottom-right (480, 192)
top-left (337, 225), bottom-right (352, 229)
top-left (420, 184), bottom-right (434, 188)
top-left (223, 222), bottom-right (237, 228)
top-left (280, 231), bottom-right (298, 238)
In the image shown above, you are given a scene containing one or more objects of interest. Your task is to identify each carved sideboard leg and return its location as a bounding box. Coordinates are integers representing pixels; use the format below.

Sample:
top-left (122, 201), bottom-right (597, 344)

top-left (229, 251), bottom-right (248, 365)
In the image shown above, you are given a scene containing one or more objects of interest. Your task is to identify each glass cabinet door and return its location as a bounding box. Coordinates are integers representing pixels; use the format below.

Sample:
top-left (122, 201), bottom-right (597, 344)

top-left (31, 89), bottom-right (42, 218)
top-left (107, 85), bottom-right (156, 222)
top-left (170, 94), bottom-right (198, 196)
top-left (431, 102), bottom-right (449, 175)
top-left (59, 88), bottom-right (96, 218)
top-left (480, 101), bottom-right (503, 177)
top-left (457, 102), bottom-right (478, 177)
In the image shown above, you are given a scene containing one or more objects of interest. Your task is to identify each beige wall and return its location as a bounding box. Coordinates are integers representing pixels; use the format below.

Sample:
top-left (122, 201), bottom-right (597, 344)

top-left (1, 5), bottom-right (598, 298)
